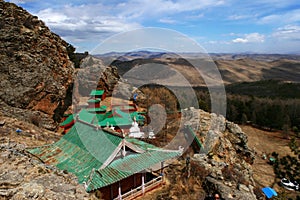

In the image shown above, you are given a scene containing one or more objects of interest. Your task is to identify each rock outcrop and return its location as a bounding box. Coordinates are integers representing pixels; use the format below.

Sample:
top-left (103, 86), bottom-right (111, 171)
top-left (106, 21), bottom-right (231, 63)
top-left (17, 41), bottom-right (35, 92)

top-left (75, 56), bottom-right (119, 97)
top-left (0, 114), bottom-right (98, 199)
top-left (74, 55), bottom-right (145, 105)
top-left (182, 108), bottom-right (256, 199)
top-left (0, 138), bottom-right (93, 200)
top-left (0, 1), bottom-right (74, 130)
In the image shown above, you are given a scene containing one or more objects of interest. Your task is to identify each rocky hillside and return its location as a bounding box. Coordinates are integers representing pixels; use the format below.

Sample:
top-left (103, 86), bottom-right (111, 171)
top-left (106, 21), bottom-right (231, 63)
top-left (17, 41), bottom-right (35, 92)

top-left (154, 108), bottom-right (257, 199)
top-left (0, 115), bottom-right (96, 199)
top-left (0, 108), bottom-right (258, 200)
top-left (0, 0), bottom-right (74, 130)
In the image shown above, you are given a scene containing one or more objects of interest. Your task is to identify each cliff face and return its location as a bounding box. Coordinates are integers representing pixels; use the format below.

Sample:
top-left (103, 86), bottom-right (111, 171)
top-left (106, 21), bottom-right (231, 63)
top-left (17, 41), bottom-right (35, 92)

top-left (182, 108), bottom-right (257, 199)
top-left (0, 1), bottom-right (74, 130)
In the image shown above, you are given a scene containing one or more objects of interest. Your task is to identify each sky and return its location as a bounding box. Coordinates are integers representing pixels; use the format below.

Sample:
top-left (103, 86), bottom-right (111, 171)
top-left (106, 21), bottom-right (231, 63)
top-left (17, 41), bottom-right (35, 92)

top-left (8, 0), bottom-right (300, 54)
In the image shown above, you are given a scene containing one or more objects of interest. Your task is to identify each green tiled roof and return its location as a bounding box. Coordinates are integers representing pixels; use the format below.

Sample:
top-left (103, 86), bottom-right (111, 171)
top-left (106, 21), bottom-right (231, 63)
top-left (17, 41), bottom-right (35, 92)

top-left (97, 109), bottom-right (133, 127)
top-left (28, 121), bottom-right (181, 192)
top-left (78, 109), bottom-right (98, 124)
top-left (60, 114), bottom-right (74, 126)
top-left (87, 98), bottom-right (101, 103)
top-left (125, 137), bottom-right (159, 150)
top-left (90, 90), bottom-right (104, 96)
top-left (87, 150), bottom-right (180, 191)
top-left (78, 108), bottom-right (142, 127)
top-left (130, 112), bottom-right (145, 122)
top-left (28, 122), bottom-right (122, 183)
top-left (186, 125), bottom-right (202, 150)
top-left (86, 106), bottom-right (107, 113)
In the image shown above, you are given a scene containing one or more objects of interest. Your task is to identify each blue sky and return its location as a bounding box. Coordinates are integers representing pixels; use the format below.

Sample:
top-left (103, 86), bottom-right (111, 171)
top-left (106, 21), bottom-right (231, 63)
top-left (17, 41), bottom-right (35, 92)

top-left (8, 0), bottom-right (300, 54)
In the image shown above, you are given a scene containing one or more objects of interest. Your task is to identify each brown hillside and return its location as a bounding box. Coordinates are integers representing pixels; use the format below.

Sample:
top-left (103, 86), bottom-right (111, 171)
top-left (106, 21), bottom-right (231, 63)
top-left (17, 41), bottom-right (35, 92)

top-left (108, 54), bottom-right (300, 87)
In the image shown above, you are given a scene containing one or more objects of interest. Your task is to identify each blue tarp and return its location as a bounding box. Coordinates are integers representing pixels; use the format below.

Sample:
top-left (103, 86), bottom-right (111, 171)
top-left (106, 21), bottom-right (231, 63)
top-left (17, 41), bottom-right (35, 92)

top-left (262, 187), bottom-right (277, 198)
top-left (133, 93), bottom-right (138, 101)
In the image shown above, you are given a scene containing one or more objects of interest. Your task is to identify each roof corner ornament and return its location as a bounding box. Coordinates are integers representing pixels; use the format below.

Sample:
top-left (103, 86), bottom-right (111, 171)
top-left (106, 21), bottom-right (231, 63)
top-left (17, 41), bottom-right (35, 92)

top-left (83, 181), bottom-right (88, 190)
top-left (178, 146), bottom-right (184, 154)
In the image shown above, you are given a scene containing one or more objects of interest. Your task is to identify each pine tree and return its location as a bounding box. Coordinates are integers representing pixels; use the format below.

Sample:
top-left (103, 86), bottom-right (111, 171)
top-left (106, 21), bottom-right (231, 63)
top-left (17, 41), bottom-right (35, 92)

top-left (272, 138), bottom-right (300, 199)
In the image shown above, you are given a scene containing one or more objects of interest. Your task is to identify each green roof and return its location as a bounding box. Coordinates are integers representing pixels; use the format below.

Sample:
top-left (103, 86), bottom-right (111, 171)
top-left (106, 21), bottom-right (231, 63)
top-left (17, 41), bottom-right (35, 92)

top-left (78, 109), bottom-right (98, 124)
top-left (60, 114), bottom-right (74, 126)
top-left (28, 121), bottom-right (181, 192)
top-left (87, 150), bottom-right (179, 191)
top-left (86, 106), bottom-right (107, 113)
top-left (186, 125), bottom-right (202, 150)
top-left (87, 98), bottom-right (101, 103)
top-left (97, 109), bottom-right (133, 127)
top-left (90, 90), bottom-right (104, 96)
top-left (76, 107), bottom-right (145, 127)
top-left (28, 122), bottom-right (122, 184)
top-left (130, 112), bottom-right (145, 122)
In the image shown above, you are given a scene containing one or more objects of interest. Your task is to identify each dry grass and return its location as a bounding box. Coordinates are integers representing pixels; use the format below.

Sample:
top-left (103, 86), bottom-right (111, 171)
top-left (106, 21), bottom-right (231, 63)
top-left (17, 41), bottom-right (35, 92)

top-left (241, 125), bottom-right (300, 198)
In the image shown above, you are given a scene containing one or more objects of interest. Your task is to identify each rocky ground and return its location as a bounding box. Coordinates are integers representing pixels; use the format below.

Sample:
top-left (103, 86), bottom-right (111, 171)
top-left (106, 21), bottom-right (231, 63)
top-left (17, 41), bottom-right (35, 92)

top-left (0, 115), bottom-right (96, 199)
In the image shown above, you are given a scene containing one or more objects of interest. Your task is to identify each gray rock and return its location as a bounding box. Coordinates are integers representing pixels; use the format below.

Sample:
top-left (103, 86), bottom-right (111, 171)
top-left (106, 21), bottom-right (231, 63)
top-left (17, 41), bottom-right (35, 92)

top-left (0, 138), bottom-right (93, 199)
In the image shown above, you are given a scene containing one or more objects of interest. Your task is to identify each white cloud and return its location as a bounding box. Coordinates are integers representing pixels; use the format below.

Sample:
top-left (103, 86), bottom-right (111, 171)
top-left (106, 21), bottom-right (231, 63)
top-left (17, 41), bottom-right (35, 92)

top-left (36, 6), bottom-right (141, 32)
top-left (7, 0), bottom-right (33, 4)
top-left (159, 18), bottom-right (178, 24)
top-left (12, 0), bottom-right (300, 53)
top-left (29, 0), bottom-right (225, 51)
top-left (33, 4), bottom-right (142, 51)
top-left (228, 14), bottom-right (252, 20)
top-left (186, 13), bottom-right (204, 19)
top-left (232, 33), bottom-right (265, 43)
top-left (259, 9), bottom-right (300, 24)
top-left (119, 0), bottom-right (224, 19)
top-left (273, 25), bottom-right (300, 40)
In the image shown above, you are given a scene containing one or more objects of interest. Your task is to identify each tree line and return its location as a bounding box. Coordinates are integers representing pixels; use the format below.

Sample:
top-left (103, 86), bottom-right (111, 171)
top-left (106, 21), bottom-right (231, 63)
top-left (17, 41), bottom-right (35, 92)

top-left (194, 84), bottom-right (300, 135)
top-left (135, 81), bottom-right (300, 135)
top-left (226, 95), bottom-right (300, 132)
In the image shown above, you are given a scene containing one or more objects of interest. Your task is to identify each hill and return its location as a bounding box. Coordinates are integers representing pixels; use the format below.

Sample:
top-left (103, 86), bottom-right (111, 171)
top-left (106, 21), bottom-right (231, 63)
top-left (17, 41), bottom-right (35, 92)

top-left (96, 52), bottom-right (300, 87)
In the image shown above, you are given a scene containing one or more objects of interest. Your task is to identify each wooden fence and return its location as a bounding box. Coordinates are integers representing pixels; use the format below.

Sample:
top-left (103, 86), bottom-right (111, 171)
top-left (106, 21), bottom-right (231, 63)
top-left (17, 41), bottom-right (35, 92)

top-left (114, 176), bottom-right (163, 200)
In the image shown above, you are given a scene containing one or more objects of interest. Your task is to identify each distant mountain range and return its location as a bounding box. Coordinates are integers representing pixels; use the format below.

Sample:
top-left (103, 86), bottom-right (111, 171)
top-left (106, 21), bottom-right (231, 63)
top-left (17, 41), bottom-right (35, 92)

top-left (96, 51), bottom-right (300, 62)
top-left (94, 51), bottom-right (300, 87)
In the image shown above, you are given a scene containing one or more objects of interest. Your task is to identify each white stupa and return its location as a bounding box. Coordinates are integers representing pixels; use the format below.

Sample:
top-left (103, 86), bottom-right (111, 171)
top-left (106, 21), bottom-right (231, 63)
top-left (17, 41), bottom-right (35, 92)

top-left (128, 118), bottom-right (144, 138)
top-left (148, 128), bottom-right (156, 139)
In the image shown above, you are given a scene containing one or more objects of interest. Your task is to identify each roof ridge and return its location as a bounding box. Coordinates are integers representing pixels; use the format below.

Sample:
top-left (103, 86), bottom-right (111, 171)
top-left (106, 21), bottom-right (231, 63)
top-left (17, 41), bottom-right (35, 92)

top-left (76, 118), bottom-right (125, 139)
top-left (147, 147), bottom-right (184, 154)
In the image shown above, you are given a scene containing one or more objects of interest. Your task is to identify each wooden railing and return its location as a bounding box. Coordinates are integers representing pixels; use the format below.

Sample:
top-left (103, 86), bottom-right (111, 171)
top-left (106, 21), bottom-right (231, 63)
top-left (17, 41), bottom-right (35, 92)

top-left (114, 176), bottom-right (163, 200)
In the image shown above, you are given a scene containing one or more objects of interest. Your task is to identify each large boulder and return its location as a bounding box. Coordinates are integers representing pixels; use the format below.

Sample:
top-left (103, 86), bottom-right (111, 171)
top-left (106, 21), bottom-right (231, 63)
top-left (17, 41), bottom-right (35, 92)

top-left (74, 55), bottom-right (144, 102)
top-left (0, 1), bottom-right (74, 130)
